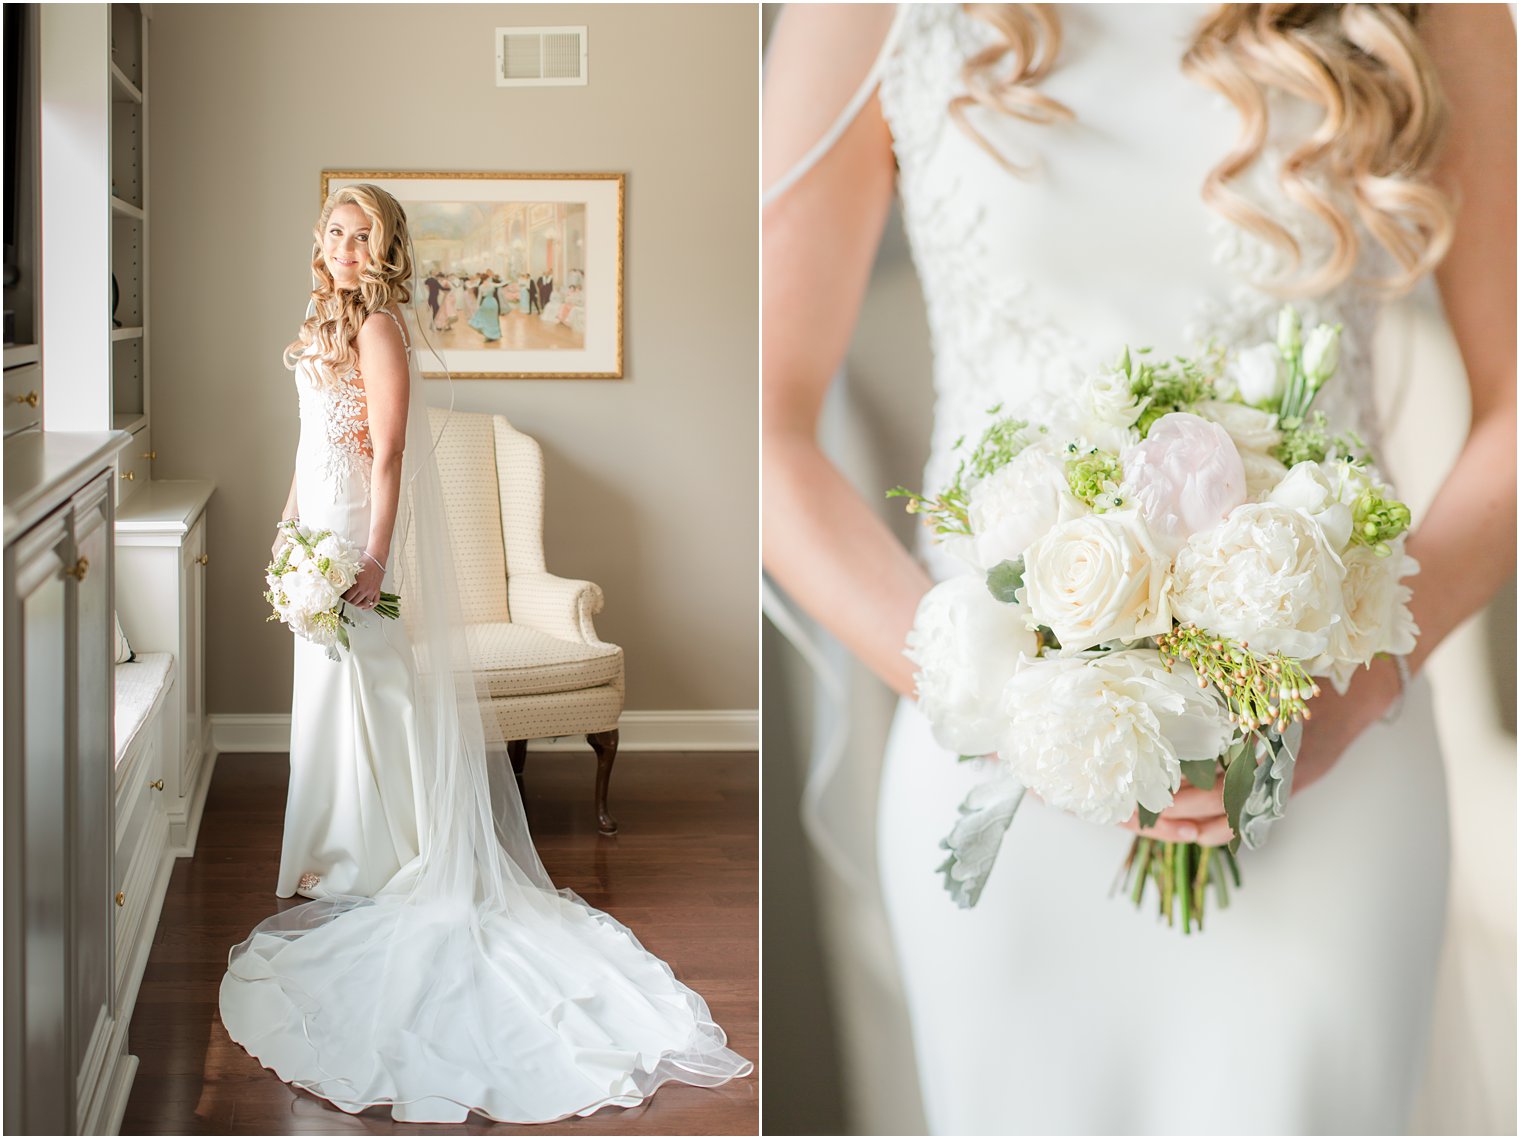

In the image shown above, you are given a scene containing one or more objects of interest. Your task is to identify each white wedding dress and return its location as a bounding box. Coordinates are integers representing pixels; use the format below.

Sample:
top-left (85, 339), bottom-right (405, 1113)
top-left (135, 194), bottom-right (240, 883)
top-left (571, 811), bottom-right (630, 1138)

top-left (219, 308), bottom-right (751, 1122)
top-left (865, 6), bottom-right (1448, 1135)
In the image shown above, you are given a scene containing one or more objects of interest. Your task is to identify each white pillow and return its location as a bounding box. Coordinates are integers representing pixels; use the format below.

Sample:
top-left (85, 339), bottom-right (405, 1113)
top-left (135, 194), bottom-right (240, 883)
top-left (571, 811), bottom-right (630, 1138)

top-left (114, 612), bottom-right (135, 664)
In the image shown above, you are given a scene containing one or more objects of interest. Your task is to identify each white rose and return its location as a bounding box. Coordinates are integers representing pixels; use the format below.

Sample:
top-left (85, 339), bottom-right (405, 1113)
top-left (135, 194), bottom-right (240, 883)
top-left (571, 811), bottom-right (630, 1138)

top-left (1023, 510), bottom-right (1172, 652)
top-left (1266, 461), bottom-right (1355, 552)
top-left (998, 650), bottom-right (1234, 826)
top-left (965, 440), bottom-right (1087, 571)
top-left (1194, 399), bottom-right (1290, 498)
top-left (1314, 538), bottom-right (1419, 692)
top-left (1230, 343), bottom-right (1289, 406)
top-left (1172, 502), bottom-right (1347, 660)
top-left (1120, 412), bottom-right (1247, 557)
top-left (906, 576), bottom-right (1039, 757)
top-left (1074, 368), bottom-right (1145, 454)
top-left (287, 542), bottom-right (309, 568)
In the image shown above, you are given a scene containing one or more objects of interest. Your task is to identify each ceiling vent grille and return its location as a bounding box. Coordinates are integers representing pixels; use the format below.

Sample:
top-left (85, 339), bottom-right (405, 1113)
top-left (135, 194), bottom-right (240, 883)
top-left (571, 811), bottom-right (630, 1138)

top-left (496, 26), bottom-right (588, 87)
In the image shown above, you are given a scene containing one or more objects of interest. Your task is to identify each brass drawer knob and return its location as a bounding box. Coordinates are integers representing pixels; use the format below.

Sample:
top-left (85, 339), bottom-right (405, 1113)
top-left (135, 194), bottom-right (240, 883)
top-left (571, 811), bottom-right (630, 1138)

top-left (11, 390), bottom-right (39, 407)
top-left (148, 779), bottom-right (164, 791)
top-left (120, 470), bottom-right (136, 482)
top-left (64, 557), bottom-right (89, 582)
top-left (141, 450), bottom-right (157, 460)
top-left (196, 553), bottom-right (209, 566)
top-left (115, 892), bottom-right (125, 908)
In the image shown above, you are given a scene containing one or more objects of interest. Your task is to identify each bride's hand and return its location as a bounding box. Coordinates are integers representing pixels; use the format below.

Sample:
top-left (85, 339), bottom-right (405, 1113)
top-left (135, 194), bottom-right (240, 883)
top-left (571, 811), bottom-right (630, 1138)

top-left (343, 557), bottom-right (384, 610)
top-left (1286, 655), bottom-right (1403, 799)
top-left (1118, 656), bottom-right (1404, 846)
top-left (1121, 784), bottom-right (1232, 847)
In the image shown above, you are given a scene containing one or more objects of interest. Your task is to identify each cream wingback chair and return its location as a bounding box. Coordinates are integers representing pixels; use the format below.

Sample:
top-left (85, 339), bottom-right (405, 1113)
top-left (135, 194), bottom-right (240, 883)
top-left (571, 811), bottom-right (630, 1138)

top-left (402, 407), bottom-right (625, 834)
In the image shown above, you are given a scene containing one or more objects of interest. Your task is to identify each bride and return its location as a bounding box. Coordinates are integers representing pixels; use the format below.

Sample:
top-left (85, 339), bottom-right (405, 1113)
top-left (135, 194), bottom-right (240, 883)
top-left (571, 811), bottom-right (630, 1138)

top-left (763, 4), bottom-right (1513, 1134)
top-left (220, 183), bottom-right (751, 1123)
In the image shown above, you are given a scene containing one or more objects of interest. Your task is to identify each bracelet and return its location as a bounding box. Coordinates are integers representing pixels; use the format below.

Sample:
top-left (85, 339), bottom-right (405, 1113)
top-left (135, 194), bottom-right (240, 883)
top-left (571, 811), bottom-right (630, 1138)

top-left (363, 550), bottom-right (387, 573)
top-left (1380, 654), bottom-right (1412, 724)
top-left (280, 516), bottom-right (300, 528)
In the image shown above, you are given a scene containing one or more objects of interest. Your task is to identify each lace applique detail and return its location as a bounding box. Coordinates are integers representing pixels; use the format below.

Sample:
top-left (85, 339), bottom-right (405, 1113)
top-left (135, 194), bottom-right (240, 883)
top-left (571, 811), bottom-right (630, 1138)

top-left (295, 311), bottom-right (411, 507)
top-left (1187, 134), bottom-right (1390, 462)
top-left (297, 358), bottom-right (374, 505)
top-left (879, 6), bottom-right (1092, 578)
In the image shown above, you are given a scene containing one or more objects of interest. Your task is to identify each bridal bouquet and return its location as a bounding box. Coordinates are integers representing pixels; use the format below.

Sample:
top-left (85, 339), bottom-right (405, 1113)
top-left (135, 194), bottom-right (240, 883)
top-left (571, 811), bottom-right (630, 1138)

top-left (893, 306), bottom-right (1417, 932)
top-left (264, 520), bottom-right (400, 661)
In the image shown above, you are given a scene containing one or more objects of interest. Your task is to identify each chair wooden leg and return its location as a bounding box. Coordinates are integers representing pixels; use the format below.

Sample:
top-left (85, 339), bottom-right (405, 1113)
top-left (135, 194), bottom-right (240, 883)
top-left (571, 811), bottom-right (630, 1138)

top-left (587, 729), bottom-right (619, 835)
top-left (507, 739), bottom-right (527, 779)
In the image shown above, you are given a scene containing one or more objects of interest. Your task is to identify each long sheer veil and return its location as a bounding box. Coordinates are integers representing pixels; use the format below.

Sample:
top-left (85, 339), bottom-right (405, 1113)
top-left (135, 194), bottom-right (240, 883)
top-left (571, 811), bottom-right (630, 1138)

top-left (218, 232), bottom-right (750, 1124)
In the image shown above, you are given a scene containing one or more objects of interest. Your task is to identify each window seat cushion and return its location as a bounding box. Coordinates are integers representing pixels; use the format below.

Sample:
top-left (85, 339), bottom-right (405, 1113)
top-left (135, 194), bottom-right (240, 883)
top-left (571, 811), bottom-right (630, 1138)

top-left (114, 652), bottom-right (175, 767)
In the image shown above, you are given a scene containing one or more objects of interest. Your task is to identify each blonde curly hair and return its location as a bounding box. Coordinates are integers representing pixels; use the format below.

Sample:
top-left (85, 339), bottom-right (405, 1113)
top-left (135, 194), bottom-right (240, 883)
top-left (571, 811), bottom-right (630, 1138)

top-left (954, 3), bottom-right (1455, 297)
top-left (284, 183), bottom-right (415, 385)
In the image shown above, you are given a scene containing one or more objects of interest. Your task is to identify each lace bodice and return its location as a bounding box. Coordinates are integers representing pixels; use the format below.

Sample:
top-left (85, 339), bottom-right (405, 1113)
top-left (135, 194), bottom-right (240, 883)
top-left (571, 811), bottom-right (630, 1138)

top-left (876, 4), bottom-right (1397, 578)
top-left (295, 309), bottom-right (412, 506)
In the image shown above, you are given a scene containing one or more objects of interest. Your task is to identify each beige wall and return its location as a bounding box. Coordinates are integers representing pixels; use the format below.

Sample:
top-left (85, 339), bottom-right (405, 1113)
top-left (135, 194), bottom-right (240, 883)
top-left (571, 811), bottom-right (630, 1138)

top-left (145, 4), bottom-right (758, 715)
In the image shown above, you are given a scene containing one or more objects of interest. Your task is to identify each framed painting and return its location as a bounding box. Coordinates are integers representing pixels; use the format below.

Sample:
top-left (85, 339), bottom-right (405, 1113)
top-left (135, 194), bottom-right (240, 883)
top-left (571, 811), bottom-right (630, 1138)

top-left (321, 170), bottom-right (624, 379)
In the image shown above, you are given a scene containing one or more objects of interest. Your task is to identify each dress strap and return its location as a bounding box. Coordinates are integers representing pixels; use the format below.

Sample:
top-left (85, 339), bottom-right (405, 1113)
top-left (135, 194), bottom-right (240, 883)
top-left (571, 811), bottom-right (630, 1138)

top-left (379, 306), bottom-right (411, 351)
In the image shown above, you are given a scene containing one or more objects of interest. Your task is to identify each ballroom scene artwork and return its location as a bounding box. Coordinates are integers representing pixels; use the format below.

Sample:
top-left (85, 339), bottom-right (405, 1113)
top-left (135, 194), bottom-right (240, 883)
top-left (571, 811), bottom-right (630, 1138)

top-left (322, 171), bottom-right (624, 378)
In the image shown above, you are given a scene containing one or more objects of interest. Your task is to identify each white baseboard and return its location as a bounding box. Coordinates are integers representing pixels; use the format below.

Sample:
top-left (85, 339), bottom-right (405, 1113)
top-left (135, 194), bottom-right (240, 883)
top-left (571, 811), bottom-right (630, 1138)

top-left (211, 709), bottom-right (758, 755)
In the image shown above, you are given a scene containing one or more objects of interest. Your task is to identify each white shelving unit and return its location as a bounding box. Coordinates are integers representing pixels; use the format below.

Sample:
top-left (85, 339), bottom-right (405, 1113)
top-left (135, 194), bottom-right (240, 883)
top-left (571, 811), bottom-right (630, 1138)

top-left (12, 7), bottom-right (215, 1133)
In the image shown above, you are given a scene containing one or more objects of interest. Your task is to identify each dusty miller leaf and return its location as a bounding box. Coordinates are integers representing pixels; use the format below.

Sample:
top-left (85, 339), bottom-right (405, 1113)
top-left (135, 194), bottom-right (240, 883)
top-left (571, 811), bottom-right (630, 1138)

top-left (1239, 722), bottom-right (1302, 850)
top-left (985, 559), bottom-right (1025, 604)
top-left (936, 776), bottom-right (1026, 909)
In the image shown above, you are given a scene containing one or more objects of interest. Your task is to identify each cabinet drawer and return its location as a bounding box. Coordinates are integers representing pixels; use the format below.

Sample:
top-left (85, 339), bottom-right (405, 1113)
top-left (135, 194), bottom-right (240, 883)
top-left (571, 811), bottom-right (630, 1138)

top-left (114, 428), bottom-right (151, 507)
top-left (4, 361), bottom-right (42, 434)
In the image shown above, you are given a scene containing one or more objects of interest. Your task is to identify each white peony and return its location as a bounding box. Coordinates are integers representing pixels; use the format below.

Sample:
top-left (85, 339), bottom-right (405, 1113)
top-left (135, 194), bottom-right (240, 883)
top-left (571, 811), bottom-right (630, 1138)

top-left (1266, 461), bottom-right (1356, 552)
top-left (310, 534), bottom-right (359, 588)
top-left (906, 576), bottom-right (1039, 757)
top-left (1023, 510), bottom-right (1172, 652)
top-left (997, 650), bottom-right (1234, 826)
top-left (282, 562), bottom-right (341, 615)
top-left (1194, 399), bottom-right (1290, 499)
top-left (1313, 538), bottom-right (1420, 692)
top-left (1120, 412), bottom-right (1247, 557)
top-left (1074, 367), bottom-right (1146, 454)
top-left (1230, 343), bottom-right (1289, 406)
top-left (1172, 502), bottom-right (1347, 660)
top-left (964, 439), bottom-right (1087, 572)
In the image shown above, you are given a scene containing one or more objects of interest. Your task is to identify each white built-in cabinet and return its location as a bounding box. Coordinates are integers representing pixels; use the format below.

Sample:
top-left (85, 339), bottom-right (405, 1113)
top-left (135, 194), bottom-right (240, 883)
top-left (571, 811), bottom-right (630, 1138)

top-left (4, 436), bottom-right (134, 1135)
top-left (6, 4), bottom-right (215, 1133)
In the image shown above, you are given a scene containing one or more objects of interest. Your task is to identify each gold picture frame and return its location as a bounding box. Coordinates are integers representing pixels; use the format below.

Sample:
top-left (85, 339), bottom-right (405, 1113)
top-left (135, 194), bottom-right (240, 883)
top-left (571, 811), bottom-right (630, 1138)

top-left (321, 170), bottom-right (625, 379)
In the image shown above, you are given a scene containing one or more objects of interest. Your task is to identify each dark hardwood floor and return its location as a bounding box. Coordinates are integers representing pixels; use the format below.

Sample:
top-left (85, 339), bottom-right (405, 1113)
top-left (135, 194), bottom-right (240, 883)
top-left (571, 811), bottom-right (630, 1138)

top-left (120, 751), bottom-right (758, 1136)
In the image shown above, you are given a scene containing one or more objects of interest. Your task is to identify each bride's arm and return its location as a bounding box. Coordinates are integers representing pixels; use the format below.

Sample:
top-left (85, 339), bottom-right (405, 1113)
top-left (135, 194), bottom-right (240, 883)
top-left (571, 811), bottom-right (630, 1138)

top-left (1402, 3), bottom-right (1517, 674)
top-left (344, 311), bottom-right (410, 608)
top-left (762, 4), bottom-right (932, 700)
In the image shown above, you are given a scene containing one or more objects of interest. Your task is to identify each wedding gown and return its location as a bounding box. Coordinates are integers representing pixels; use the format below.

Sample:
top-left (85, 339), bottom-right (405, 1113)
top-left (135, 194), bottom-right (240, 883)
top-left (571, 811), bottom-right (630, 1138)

top-left (220, 307), bottom-right (750, 1122)
top-left (864, 6), bottom-right (1448, 1134)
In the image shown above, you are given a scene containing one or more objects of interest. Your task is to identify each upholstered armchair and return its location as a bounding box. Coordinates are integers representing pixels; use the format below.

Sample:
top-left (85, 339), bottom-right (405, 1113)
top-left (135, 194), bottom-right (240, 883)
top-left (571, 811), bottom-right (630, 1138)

top-left (405, 407), bottom-right (625, 834)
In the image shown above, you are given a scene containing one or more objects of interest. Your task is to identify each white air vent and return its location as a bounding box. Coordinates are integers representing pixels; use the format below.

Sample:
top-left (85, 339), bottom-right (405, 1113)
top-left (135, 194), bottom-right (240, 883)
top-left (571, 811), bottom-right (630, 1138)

top-left (496, 26), bottom-right (588, 87)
